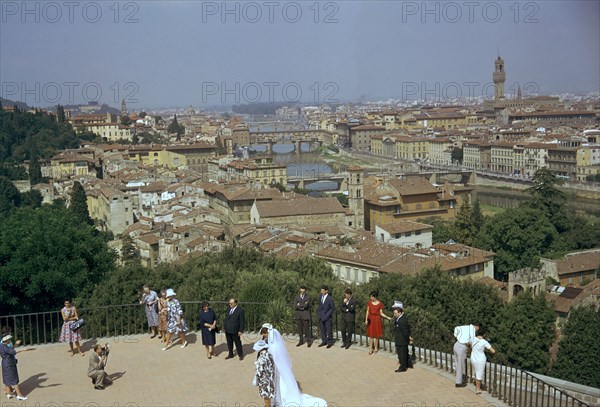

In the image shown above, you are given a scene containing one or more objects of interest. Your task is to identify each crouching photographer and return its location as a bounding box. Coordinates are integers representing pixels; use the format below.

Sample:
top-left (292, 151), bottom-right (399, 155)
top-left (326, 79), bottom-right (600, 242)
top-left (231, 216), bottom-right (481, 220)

top-left (88, 344), bottom-right (112, 390)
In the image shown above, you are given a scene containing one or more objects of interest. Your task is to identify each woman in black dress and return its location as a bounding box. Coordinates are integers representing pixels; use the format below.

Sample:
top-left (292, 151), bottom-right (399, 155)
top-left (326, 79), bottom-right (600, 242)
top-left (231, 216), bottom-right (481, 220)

top-left (199, 302), bottom-right (217, 359)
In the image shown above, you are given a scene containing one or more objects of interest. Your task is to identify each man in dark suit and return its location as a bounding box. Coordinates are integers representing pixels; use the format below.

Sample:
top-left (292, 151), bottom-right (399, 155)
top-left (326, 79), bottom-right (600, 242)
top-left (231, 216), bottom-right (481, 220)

top-left (293, 286), bottom-right (312, 347)
top-left (224, 298), bottom-right (245, 360)
top-left (317, 285), bottom-right (335, 348)
top-left (392, 301), bottom-right (412, 372)
top-left (340, 288), bottom-right (357, 349)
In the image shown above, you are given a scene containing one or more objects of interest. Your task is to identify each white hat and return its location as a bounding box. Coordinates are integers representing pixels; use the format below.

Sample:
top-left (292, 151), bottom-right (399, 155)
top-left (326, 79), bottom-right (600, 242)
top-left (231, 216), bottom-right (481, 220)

top-left (253, 339), bottom-right (269, 352)
top-left (1, 334), bottom-right (12, 342)
top-left (166, 288), bottom-right (176, 297)
top-left (261, 323), bottom-right (273, 330)
top-left (392, 300), bottom-right (404, 309)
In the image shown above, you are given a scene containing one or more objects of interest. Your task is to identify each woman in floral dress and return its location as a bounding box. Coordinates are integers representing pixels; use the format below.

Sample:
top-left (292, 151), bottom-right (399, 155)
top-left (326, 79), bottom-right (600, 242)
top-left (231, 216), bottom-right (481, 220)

top-left (253, 340), bottom-right (275, 407)
top-left (139, 285), bottom-right (159, 338)
top-left (59, 299), bottom-right (84, 356)
top-left (162, 289), bottom-right (188, 350)
top-left (157, 289), bottom-right (169, 343)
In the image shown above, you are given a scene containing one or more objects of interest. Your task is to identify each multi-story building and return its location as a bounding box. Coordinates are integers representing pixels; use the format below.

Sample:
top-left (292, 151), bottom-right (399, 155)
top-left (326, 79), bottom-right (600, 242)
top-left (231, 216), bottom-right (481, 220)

top-left (490, 142), bottom-right (516, 174)
top-left (349, 125), bottom-right (385, 151)
top-left (395, 136), bottom-right (429, 161)
top-left (523, 143), bottom-right (550, 176)
top-left (413, 111), bottom-right (466, 130)
top-left (576, 145), bottom-right (600, 181)
top-left (45, 153), bottom-right (97, 180)
top-left (87, 186), bottom-right (134, 235)
top-left (370, 134), bottom-right (398, 158)
top-left (547, 147), bottom-right (578, 179)
top-left (363, 176), bottom-right (471, 230)
top-left (428, 137), bottom-right (453, 165)
top-left (225, 157), bottom-right (287, 186)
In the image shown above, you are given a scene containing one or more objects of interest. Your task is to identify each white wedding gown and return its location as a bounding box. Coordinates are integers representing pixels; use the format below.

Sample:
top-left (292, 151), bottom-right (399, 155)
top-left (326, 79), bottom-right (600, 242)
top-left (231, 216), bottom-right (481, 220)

top-left (267, 328), bottom-right (328, 407)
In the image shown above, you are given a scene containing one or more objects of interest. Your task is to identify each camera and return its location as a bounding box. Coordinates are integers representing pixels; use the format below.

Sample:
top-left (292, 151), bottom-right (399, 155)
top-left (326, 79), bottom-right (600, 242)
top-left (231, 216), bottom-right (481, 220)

top-left (101, 343), bottom-right (110, 356)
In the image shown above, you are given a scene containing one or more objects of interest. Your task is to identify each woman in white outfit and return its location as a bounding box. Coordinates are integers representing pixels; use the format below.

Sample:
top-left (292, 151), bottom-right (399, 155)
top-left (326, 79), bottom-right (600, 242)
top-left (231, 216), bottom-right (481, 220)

top-left (470, 327), bottom-right (495, 394)
top-left (261, 323), bottom-right (327, 407)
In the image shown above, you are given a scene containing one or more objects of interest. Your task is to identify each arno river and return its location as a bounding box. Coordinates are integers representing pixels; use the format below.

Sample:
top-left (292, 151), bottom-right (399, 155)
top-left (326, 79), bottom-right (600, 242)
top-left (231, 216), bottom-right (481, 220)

top-left (249, 143), bottom-right (600, 217)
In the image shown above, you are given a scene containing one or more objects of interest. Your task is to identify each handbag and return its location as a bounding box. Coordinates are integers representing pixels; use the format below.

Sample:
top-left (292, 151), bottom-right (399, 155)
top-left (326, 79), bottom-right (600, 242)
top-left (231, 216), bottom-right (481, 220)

top-left (69, 318), bottom-right (85, 331)
top-left (214, 324), bottom-right (221, 334)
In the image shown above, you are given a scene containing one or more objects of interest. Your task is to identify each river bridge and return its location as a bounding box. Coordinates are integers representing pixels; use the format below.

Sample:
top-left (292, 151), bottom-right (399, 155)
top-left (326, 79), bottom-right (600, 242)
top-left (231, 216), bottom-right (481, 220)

top-left (249, 129), bottom-right (337, 153)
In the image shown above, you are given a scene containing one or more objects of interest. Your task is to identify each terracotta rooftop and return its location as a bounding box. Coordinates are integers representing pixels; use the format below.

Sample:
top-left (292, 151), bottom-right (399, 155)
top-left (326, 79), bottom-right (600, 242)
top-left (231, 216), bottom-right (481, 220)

top-left (255, 197), bottom-right (345, 218)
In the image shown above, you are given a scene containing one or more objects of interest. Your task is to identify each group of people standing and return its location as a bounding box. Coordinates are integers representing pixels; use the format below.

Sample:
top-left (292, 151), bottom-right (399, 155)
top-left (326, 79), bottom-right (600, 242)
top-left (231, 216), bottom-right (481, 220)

top-left (453, 322), bottom-right (496, 394)
top-left (293, 286), bottom-right (414, 372)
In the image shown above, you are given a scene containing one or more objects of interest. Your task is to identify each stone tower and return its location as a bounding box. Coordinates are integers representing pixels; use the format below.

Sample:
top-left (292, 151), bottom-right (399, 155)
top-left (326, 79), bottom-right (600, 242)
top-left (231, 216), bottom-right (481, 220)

top-left (121, 98), bottom-right (127, 117)
top-left (508, 267), bottom-right (546, 302)
top-left (347, 166), bottom-right (364, 230)
top-left (493, 56), bottom-right (506, 100)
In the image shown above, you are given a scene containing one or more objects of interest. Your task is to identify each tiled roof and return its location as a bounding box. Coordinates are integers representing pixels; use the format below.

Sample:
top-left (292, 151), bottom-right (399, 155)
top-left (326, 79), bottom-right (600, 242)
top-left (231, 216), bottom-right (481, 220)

top-left (255, 197), bottom-right (345, 218)
top-left (377, 220), bottom-right (434, 234)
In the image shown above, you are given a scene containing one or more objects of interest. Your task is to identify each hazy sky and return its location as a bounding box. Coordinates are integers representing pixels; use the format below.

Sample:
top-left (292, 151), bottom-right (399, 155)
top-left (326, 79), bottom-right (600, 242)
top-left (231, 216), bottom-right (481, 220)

top-left (1, 0), bottom-right (599, 109)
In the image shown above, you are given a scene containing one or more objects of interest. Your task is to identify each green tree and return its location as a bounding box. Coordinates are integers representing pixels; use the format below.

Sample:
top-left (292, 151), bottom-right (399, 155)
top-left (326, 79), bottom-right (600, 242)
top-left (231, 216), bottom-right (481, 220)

top-left (56, 104), bottom-right (66, 124)
top-left (0, 205), bottom-right (116, 314)
top-left (28, 154), bottom-right (43, 185)
top-left (120, 115), bottom-right (132, 126)
top-left (550, 305), bottom-right (600, 387)
top-left (69, 181), bottom-right (93, 226)
top-left (492, 292), bottom-right (556, 373)
top-left (472, 199), bottom-right (485, 230)
top-left (20, 189), bottom-right (42, 208)
top-left (525, 168), bottom-right (570, 232)
top-left (477, 207), bottom-right (559, 278)
top-left (453, 196), bottom-right (476, 246)
top-left (451, 147), bottom-right (463, 164)
top-left (121, 235), bottom-right (140, 265)
top-left (0, 176), bottom-right (21, 217)
top-left (168, 115), bottom-right (184, 138)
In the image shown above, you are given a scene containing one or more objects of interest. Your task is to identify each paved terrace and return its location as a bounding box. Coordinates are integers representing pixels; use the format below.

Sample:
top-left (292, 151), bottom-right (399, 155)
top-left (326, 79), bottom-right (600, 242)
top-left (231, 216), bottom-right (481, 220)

top-left (5, 333), bottom-right (505, 407)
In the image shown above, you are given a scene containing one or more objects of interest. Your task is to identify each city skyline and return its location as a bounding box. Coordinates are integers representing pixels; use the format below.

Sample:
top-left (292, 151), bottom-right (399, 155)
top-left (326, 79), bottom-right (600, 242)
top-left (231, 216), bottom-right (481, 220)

top-left (1, 1), bottom-right (599, 109)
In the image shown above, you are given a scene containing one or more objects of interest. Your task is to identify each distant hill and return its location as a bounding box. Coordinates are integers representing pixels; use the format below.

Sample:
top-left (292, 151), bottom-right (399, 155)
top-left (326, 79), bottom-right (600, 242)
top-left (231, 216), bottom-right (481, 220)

top-left (63, 102), bottom-right (120, 116)
top-left (0, 97), bottom-right (29, 110)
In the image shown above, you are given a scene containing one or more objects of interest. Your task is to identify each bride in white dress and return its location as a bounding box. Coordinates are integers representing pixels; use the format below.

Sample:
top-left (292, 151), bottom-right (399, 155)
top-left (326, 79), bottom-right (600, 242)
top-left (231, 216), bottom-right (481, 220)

top-left (262, 323), bottom-right (327, 407)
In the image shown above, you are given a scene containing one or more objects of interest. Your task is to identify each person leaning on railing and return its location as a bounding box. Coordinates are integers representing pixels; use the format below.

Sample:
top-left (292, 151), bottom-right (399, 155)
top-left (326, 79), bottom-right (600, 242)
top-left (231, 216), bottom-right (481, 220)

top-left (470, 327), bottom-right (495, 395)
top-left (452, 322), bottom-right (480, 388)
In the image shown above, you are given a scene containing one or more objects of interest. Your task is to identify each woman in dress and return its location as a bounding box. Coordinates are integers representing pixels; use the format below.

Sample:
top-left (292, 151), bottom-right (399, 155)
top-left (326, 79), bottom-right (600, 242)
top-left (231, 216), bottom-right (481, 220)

top-left (1, 333), bottom-right (27, 400)
top-left (199, 301), bottom-right (217, 359)
top-left (253, 339), bottom-right (275, 407)
top-left (60, 299), bottom-right (84, 356)
top-left (157, 289), bottom-right (169, 343)
top-left (364, 291), bottom-right (392, 355)
top-left (140, 285), bottom-right (159, 338)
top-left (162, 288), bottom-right (188, 350)
top-left (261, 323), bottom-right (327, 407)
top-left (470, 327), bottom-right (495, 394)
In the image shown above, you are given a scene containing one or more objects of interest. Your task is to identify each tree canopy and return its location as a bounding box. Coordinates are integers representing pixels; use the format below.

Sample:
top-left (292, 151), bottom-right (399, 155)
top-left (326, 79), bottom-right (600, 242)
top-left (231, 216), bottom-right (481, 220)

top-left (0, 205), bottom-right (116, 314)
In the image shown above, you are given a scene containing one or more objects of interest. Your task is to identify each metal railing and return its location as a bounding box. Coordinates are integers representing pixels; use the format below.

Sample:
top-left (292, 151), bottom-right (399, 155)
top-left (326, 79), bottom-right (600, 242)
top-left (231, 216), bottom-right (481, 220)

top-left (1, 303), bottom-right (593, 407)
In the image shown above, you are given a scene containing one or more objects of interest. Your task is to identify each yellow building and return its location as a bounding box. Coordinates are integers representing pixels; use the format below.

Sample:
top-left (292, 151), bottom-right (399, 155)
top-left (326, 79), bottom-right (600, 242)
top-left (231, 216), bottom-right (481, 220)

top-left (47, 154), bottom-right (97, 180)
top-left (364, 176), bottom-right (471, 231)
top-left (87, 186), bottom-right (134, 235)
top-left (126, 143), bottom-right (216, 173)
top-left (394, 136), bottom-right (429, 160)
top-left (414, 111), bottom-right (466, 130)
top-left (226, 157), bottom-right (287, 186)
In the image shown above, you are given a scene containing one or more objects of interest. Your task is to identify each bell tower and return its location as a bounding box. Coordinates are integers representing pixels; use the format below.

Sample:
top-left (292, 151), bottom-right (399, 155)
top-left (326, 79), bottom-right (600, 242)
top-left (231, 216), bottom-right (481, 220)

top-left (347, 166), bottom-right (364, 230)
top-left (493, 56), bottom-right (506, 100)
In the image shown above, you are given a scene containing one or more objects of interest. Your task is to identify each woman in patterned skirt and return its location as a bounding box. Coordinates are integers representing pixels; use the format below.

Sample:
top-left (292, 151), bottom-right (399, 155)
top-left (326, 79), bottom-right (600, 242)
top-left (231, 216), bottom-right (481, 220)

top-left (139, 285), bottom-right (159, 338)
top-left (60, 299), bottom-right (84, 356)
top-left (157, 289), bottom-right (169, 343)
top-left (1, 332), bottom-right (27, 400)
top-left (162, 289), bottom-right (188, 350)
top-left (253, 340), bottom-right (275, 407)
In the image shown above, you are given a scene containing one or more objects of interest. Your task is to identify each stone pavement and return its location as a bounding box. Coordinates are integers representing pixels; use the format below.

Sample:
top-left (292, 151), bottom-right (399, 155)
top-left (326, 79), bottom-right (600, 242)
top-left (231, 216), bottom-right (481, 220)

top-left (3, 333), bottom-right (506, 407)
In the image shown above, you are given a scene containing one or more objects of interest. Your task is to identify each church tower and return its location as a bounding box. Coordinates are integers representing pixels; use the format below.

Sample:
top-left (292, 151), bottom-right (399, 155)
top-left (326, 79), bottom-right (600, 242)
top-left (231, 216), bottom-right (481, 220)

top-left (347, 166), bottom-right (364, 230)
top-left (121, 98), bottom-right (127, 117)
top-left (493, 56), bottom-right (506, 100)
